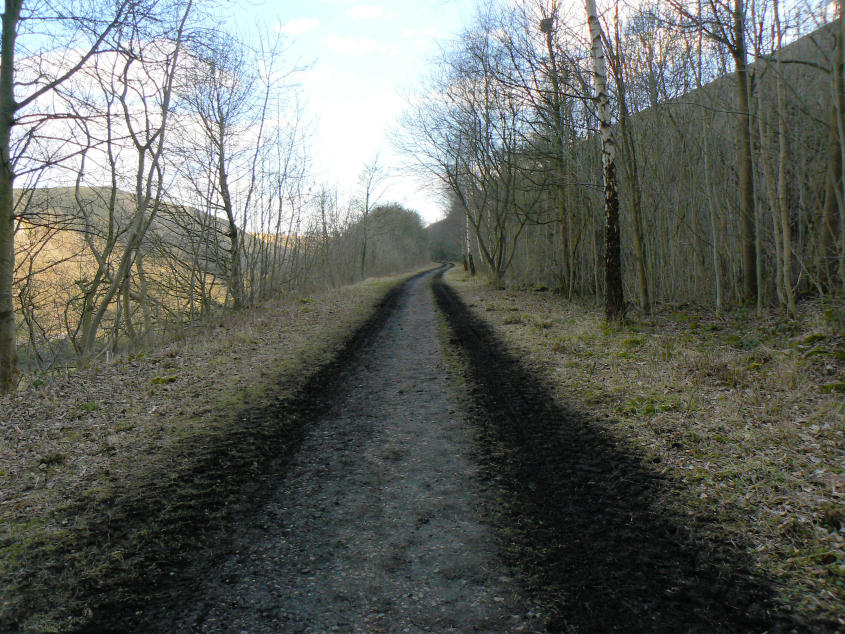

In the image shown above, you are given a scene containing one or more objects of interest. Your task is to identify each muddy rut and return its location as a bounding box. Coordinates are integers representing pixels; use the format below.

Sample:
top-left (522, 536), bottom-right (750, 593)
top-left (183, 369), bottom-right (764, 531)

top-left (89, 267), bottom-right (541, 632)
top-left (84, 267), bottom-right (821, 633)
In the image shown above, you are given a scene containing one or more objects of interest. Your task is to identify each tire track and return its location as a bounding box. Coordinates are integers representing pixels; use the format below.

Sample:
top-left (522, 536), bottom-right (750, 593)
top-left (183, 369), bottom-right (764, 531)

top-left (88, 266), bottom-right (542, 632)
top-left (433, 270), bottom-right (832, 633)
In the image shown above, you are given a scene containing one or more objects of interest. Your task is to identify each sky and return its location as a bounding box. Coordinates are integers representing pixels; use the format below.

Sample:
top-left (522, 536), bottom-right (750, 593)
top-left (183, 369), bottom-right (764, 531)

top-left (227, 0), bottom-right (480, 225)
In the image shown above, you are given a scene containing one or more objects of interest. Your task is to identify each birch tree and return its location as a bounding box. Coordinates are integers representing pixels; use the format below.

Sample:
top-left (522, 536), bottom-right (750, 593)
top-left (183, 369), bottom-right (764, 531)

top-left (585, 0), bottom-right (624, 319)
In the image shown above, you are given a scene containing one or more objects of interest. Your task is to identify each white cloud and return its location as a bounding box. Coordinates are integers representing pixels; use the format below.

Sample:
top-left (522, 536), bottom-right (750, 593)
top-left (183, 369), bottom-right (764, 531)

top-left (346, 4), bottom-right (383, 20)
top-left (325, 34), bottom-right (390, 56)
top-left (278, 17), bottom-right (321, 35)
top-left (402, 27), bottom-right (440, 40)
top-left (297, 63), bottom-right (357, 88)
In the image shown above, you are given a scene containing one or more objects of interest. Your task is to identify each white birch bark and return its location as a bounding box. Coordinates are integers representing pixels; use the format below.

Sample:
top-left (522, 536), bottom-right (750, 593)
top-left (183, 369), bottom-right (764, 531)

top-left (585, 0), bottom-right (623, 319)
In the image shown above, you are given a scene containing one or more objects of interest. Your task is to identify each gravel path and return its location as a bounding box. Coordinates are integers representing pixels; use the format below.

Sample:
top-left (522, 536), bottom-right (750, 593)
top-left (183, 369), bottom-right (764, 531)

top-left (127, 268), bottom-right (541, 632)
top-left (81, 267), bottom-right (819, 633)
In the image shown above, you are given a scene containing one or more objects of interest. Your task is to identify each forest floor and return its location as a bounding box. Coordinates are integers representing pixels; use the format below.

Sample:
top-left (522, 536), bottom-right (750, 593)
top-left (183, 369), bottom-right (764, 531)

top-left (1, 264), bottom-right (842, 632)
top-left (443, 266), bottom-right (844, 627)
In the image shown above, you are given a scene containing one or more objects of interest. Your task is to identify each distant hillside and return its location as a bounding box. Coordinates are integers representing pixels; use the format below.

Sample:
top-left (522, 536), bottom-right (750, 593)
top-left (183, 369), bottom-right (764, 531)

top-left (13, 186), bottom-right (238, 356)
top-left (16, 186), bottom-right (232, 273)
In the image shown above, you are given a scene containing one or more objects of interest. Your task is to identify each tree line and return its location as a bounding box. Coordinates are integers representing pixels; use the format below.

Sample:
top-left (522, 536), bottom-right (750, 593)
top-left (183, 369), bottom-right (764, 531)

top-left (1, 0), bottom-right (429, 393)
top-left (399, 0), bottom-right (844, 320)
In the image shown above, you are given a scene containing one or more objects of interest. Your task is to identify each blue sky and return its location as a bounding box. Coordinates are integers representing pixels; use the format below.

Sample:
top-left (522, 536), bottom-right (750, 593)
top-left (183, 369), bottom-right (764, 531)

top-left (227, 0), bottom-right (480, 223)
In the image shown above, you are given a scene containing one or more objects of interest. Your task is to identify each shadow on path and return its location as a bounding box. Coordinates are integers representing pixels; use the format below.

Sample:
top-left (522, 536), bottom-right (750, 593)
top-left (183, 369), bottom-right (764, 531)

top-left (59, 271), bottom-right (437, 633)
top-left (433, 273), bottom-right (830, 633)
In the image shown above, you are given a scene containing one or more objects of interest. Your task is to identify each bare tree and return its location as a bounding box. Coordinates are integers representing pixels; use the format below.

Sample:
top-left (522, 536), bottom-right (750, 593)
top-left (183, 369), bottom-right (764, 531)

top-left (585, 0), bottom-right (624, 319)
top-left (180, 38), bottom-right (255, 309)
top-left (398, 8), bottom-right (540, 285)
top-left (76, 1), bottom-right (194, 359)
top-left (604, 1), bottom-right (650, 312)
top-left (357, 154), bottom-right (387, 279)
top-left (667, 0), bottom-right (758, 302)
top-left (0, 0), bottom-right (135, 391)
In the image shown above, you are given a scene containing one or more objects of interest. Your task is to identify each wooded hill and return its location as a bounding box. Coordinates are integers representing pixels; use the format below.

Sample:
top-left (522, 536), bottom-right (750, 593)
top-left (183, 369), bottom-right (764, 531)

top-left (400, 5), bottom-right (844, 317)
top-left (14, 186), bottom-right (429, 377)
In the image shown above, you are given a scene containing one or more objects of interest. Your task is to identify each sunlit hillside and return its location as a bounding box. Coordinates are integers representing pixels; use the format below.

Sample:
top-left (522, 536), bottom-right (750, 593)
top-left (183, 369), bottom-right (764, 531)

top-left (15, 187), bottom-right (238, 368)
top-left (13, 187), bottom-right (432, 373)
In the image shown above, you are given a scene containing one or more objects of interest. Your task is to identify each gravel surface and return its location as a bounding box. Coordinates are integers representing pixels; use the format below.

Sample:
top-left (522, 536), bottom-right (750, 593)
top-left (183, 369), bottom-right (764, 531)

top-left (107, 267), bottom-right (543, 632)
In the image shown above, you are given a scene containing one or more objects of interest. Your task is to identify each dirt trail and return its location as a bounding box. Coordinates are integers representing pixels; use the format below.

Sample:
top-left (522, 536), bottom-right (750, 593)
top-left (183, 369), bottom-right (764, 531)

top-left (94, 267), bottom-right (542, 632)
top-left (82, 268), bottom-right (826, 633)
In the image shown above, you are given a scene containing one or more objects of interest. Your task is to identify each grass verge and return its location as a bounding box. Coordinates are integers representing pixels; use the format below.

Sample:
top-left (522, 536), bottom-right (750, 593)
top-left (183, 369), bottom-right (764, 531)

top-left (444, 266), bottom-right (844, 626)
top-left (0, 268), bottom-right (427, 632)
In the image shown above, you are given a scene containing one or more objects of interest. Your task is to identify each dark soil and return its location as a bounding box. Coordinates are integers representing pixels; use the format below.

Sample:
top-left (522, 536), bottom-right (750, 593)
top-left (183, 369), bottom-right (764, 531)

top-left (79, 266), bottom-right (542, 632)
top-left (2, 272), bottom-right (415, 632)
top-left (54, 266), bottom-right (835, 632)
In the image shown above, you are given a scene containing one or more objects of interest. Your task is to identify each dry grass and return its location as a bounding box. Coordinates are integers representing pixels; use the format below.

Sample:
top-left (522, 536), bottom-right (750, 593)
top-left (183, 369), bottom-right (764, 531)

top-left (445, 267), bottom-right (844, 625)
top-left (0, 268), bottom-right (424, 631)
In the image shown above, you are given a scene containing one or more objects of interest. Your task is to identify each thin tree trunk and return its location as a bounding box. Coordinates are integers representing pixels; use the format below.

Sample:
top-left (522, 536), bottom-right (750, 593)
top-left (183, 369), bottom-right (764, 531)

top-left (820, 121), bottom-right (842, 288)
top-left (219, 149), bottom-right (243, 309)
top-left (755, 196), bottom-right (763, 314)
top-left (0, 1), bottom-right (21, 393)
top-left (774, 0), bottom-right (795, 316)
top-left (123, 264), bottom-right (135, 343)
top-left (619, 97), bottom-right (649, 312)
top-left (541, 19), bottom-right (571, 293)
top-left (585, 0), bottom-right (623, 319)
top-left (610, 7), bottom-right (648, 311)
top-left (836, 11), bottom-right (845, 291)
top-left (703, 133), bottom-right (723, 315)
top-left (465, 212), bottom-right (475, 275)
top-left (136, 252), bottom-right (152, 345)
top-left (757, 83), bottom-right (785, 304)
top-left (733, 0), bottom-right (758, 302)
top-left (360, 206), bottom-right (369, 280)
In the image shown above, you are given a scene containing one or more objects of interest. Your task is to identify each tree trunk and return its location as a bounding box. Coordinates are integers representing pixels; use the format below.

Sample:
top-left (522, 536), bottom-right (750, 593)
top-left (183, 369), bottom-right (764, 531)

top-left (219, 148), bottom-right (243, 309)
top-left (610, 7), bottom-right (648, 311)
top-left (80, 201), bottom-right (144, 358)
top-left (585, 0), bottom-right (623, 320)
top-left (774, 0), bottom-right (795, 316)
top-left (136, 252), bottom-right (152, 346)
top-left (360, 219), bottom-right (368, 279)
top-left (836, 11), bottom-right (845, 291)
top-left (703, 134), bottom-right (723, 316)
top-left (757, 83), bottom-right (784, 304)
top-left (465, 212), bottom-right (475, 275)
top-left (541, 21), bottom-right (571, 293)
top-left (732, 0), bottom-right (758, 302)
top-left (820, 119), bottom-right (842, 288)
top-left (0, 1), bottom-right (21, 393)
top-left (619, 95), bottom-right (649, 313)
